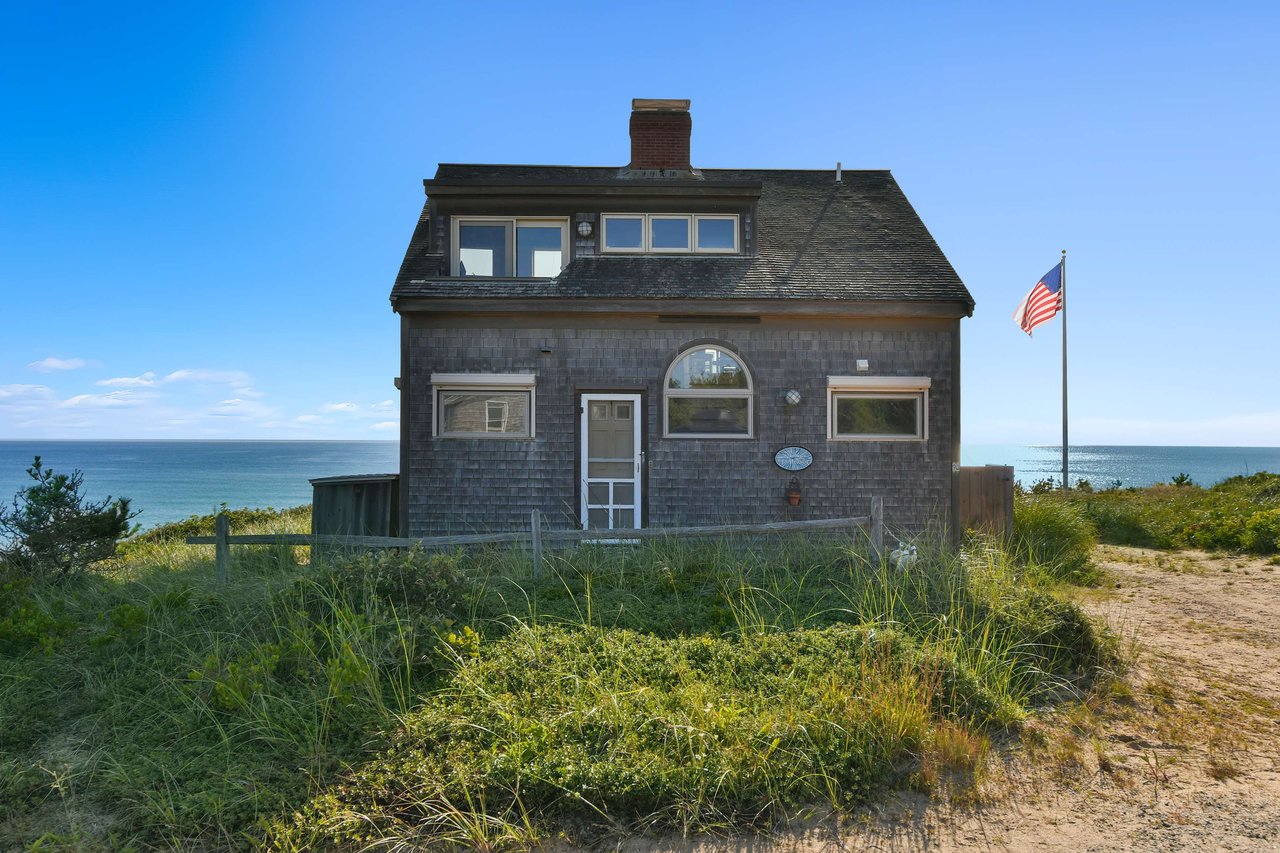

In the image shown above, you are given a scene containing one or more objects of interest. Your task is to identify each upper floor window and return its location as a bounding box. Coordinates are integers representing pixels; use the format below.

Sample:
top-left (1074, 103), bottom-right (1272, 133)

top-left (602, 214), bottom-right (739, 254)
top-left (452, 218), bottom-right (568, 277)
top-left (664, 345), bottom-right (753, 438)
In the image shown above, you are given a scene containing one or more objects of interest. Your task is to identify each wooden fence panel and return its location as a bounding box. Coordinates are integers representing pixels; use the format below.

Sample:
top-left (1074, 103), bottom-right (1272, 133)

top-left (959, 466), bottom-right (1015, 536)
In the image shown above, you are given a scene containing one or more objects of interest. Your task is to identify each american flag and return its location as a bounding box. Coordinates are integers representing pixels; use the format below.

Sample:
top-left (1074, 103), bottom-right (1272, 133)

top-left (1013, 261), bottom-right (1063, 336)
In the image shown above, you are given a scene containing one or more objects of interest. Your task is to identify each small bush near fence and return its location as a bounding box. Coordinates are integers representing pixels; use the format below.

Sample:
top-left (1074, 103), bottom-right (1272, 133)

top-left (1012, 495), bottom-right (1101, 585)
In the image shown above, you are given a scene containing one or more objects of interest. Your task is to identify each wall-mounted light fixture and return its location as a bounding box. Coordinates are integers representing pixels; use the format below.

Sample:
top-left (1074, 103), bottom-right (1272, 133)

top-left (784, 389), bottom-right (802, 406)
top-left (576, 220), bottom-right (594, 238)
top-left (856, 359), bottom-right (870, 372)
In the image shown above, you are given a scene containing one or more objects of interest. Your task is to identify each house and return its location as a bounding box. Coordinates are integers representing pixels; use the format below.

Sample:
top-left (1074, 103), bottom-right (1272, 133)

top-left (390, 99), bottom-right (974, 539)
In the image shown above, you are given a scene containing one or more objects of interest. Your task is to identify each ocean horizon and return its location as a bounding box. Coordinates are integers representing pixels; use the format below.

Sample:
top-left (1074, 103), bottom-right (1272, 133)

top-left (1, 440), bottom-right (1277, 531)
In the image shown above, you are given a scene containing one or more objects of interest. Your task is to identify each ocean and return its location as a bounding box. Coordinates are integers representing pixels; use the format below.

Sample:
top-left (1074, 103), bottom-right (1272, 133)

top-left (961, 444), bottom-right (1280, 489)
top-left (0, 441), bottom-right (1276, 531)
top-left (0, 441), bottom-right (399, 531)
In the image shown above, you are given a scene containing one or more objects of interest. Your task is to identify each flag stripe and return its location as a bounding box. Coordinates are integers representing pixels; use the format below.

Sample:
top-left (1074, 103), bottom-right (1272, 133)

top-left (1012, 263), bottom-right (1064, 336)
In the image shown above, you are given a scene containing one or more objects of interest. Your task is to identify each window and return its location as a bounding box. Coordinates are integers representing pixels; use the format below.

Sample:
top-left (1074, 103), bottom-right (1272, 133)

top-left (601, 214), bottom-right (739, 254)
top-left (601, 215), bottom-right (644, 251)
top-left (432, 373), bottom-right (536, 438)
top-left (452, 218), bottom-right (568, 277)
top-left (649, 216), bottom-right (691, 251)
top-left (695, 215), bottom-right (738, 252)
top-left (664, 345), bottom-right (752, 437)
top-left (826, 376), bottom-right (930, 441)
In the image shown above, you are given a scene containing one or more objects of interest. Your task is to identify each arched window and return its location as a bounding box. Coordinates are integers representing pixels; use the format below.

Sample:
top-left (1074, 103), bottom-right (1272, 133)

top-left (663, 345), bottom-right (753, 438)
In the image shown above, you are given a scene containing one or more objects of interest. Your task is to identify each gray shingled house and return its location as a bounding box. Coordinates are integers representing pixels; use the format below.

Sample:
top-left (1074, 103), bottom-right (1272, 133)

top-left (390, 99), bottom-right (974, 538)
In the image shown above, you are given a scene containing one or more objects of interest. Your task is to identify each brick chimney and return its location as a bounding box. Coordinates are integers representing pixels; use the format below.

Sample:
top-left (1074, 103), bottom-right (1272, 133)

top-left (628, 99), bottom-right (692, 171)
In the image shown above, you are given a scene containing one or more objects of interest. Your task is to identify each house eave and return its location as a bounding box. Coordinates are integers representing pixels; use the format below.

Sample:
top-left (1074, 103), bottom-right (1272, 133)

top-left (390, 295), bottom-right (973, 319)
top-left (422, 180), bottom-right (763, 200)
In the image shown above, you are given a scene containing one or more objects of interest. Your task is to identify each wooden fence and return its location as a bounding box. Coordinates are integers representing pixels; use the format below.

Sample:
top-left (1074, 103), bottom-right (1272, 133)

top-left (958, 465), bottom-right (1015, 536)
top-left (187, 497), bottom-right (885, 582)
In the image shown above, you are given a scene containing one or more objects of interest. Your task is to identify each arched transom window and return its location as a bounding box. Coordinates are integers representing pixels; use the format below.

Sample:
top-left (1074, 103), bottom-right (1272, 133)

top-left (663, 345), bottom-right (753, 438)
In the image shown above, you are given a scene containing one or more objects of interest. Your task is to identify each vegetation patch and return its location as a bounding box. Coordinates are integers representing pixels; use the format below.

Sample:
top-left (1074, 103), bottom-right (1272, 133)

top-left (1, 506), bottom-right (1117, 850)
top-left (1032, 472), bottom-right (1280, 555)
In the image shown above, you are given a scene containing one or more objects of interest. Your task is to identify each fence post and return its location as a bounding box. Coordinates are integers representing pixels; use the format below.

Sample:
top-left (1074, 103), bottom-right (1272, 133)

top-left (870, 496), bottom-right (884, 565)
top-left (530, 509), bottom-right (543, 579)
top-left (214, 512), bottom-right (230, 583)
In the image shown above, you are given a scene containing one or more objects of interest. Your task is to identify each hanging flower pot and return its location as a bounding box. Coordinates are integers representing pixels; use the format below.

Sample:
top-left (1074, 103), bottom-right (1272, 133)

top-left (785, 477), bottom-right (802, 506)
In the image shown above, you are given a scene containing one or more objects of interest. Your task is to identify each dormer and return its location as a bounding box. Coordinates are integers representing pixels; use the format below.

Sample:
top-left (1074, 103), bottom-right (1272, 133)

top-left (418, 100), bottom-right (761, 280)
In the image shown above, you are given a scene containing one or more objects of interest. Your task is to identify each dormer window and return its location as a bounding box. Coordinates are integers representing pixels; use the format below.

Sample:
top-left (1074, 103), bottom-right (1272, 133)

top-left (453, 217), bottom-right (569, 277)
top-left (602, 214), bottom-right (739, 254)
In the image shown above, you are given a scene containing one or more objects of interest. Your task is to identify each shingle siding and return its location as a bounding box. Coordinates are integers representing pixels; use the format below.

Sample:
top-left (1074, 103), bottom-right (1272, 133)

top-left (406, 319), bottom-right (956, 539)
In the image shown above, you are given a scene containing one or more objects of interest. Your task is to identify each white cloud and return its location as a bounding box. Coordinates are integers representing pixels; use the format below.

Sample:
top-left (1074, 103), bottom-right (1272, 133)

top-left (321, 401), bottom-right (359, 413)
top-left (207, 398), bottom-right (279, 420)
top-left (97, 372), bottom-right (158, 387)
top-left (61, 390), bottom-right (153, 409)
top-left (1072, 411), bottom-right (1280, 447)
top-left (164, 368), bottom-right (253, 386)
top-left (295, 414), bottom-right (326, 424)
top-left (370, 420), bottom-right (399, 431)
top-left (27, 357), bottom-right (86, 372)
top-left (371, 399), bottom-right (397, 412)
top-left (0, 384), bottom-right (54, 400)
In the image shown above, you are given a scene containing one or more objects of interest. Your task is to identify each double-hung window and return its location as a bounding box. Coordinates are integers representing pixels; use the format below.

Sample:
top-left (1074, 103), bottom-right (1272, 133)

top-left (453, 218), bottom-right (569, 277)
top-left (432, 373), bottom-right (536, 438)
top-left (664, 345), bottom-right (753, 437)
top-left (601, 214), bottom-right (739, 254)
top-left (827, 376), bottom-right (930, 441)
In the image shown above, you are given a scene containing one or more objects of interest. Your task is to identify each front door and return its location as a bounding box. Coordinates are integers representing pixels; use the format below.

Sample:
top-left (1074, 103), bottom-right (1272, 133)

top-left (580, 393), bottom-right (642, 531)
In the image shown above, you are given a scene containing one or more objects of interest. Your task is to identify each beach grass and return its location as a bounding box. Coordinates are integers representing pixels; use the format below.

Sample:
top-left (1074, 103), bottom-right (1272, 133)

top-left (1, 508), bottom-right (1116, 850)
top-left (1041, 472), bottom-right (1280, 555)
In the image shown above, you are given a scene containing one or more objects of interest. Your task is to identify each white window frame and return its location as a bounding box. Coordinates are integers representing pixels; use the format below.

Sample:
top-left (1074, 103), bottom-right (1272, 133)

top-left (600, 213), bottom-right (739, 255)
top-left (663, 345), bottom-right (754, 439)
top-left (694, 214), bottom-right (740, 253)
top-left (451, 217), bottom-right (569, 278)
top-left (826, 376), bottom-right (930, 442)
top-left (647, 214), bottom-right (693, 253)
top-left (600, 214), bottom-right (647, 252)
top-left (432, 373), bottom-right (536, 439)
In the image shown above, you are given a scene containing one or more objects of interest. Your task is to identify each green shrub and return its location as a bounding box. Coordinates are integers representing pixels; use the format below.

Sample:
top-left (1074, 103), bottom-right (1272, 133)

top-left (1244, 508), bottom-right (1280, 553)
top-left (0, 579), bottom-right (75, 655)
top-left (0, 457), bottom-right (137, 581)
top-left (1013, 495), bottom-right (1100, 584)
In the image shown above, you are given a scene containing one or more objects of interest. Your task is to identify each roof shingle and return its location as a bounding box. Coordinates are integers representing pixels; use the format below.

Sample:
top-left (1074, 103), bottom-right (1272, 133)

top-left (392, 167), bottom-right (973, 311)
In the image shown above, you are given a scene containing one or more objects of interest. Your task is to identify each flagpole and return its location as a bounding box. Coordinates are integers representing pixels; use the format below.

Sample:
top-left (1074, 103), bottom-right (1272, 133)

top-left (1061, 249), bottom-right (1068, 490)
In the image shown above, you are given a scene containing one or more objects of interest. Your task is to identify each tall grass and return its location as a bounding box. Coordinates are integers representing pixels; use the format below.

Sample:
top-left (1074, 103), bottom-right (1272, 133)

top-left (2, 512), bottom-right (1116, 850)
top-left (268, 534), bottom-right (1114, 850)
top-left (1013, 495), bottom-right (1101, 585)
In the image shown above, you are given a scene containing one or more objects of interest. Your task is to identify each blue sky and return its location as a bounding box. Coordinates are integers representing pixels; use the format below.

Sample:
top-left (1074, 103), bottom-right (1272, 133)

top-left (2, 1), bottom-right (1277, 446)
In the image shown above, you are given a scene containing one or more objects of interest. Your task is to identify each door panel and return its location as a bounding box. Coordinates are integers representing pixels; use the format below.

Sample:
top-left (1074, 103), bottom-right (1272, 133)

top-left (581, 394), bottom-right (642, 530)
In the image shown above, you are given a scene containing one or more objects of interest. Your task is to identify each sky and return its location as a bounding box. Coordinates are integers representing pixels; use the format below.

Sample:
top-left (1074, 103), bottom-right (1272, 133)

top-left (2, 1), bottom-right (1277, 446)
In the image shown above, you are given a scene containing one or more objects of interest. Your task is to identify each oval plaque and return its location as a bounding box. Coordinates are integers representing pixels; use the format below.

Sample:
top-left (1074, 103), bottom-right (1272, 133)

top-left (774, 446), bottom-right (813, 472)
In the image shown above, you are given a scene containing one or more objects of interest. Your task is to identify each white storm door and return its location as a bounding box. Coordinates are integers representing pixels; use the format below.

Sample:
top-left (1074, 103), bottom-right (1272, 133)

top-left (580, 393), bottom-right (642, 531)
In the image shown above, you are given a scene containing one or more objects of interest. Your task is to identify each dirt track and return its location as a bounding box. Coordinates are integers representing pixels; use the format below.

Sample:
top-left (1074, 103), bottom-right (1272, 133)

top-left (621, 546), bottom-right (1280, 852)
